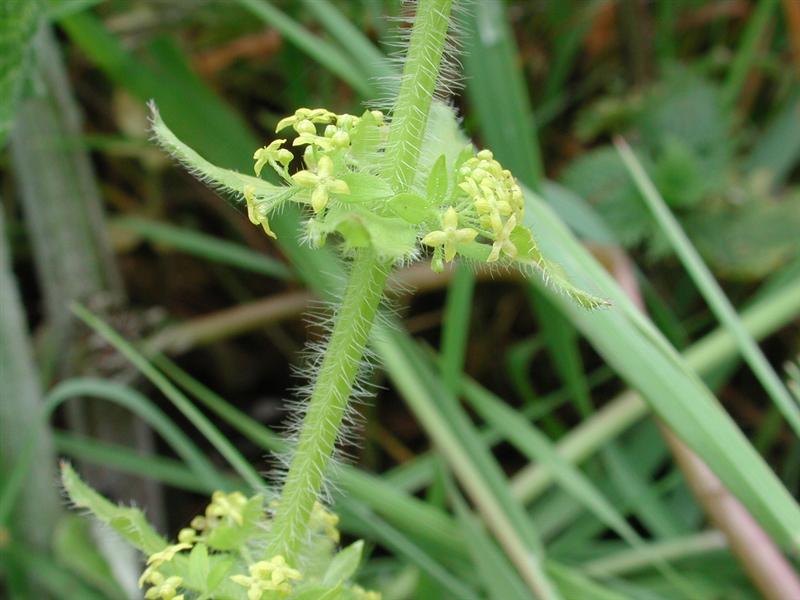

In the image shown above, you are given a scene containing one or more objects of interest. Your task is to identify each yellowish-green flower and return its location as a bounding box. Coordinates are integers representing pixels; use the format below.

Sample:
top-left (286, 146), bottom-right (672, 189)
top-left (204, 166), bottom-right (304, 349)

top-left (253, 139), bottom-right (293, 178)
top-left (291, 155), bottom-right (350, 213)
top-left (244, 186), bottom-right (277, 239)
top-left (139, 543), bottom-right (191, 588)
top-left (421, 207), bottom-right (477, 262)
top-left (143, 572), bottom-right (184, 600)
top-left (207, 490), bottom-right (248, 525)
top-left (147, 543), bottom-right (192, 567)
top-left (231, 555), bottom-right (302, 599)
top-left (177, 527), bottom-right (197, 544)
top-left (275, 107), bottom-right (337, 132)
top-left (487, 214), bottom-right (518, 262)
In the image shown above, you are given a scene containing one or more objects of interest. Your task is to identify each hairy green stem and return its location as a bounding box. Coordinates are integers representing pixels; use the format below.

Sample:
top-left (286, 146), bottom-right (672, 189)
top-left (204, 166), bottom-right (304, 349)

top-left (268, 250), bottom-right (390, 561)
top-left (268, 0), bottom-right (453, 564)
top-left (385, 0), bottom-right (453, 191)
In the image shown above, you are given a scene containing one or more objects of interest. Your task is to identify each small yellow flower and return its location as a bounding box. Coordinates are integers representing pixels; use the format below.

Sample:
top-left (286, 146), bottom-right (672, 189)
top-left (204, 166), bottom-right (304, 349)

top-left (147, 543), bottom-right (192, 567)
top-left (275, 108), bottom-right (336, 132)
top-left (421, 207), bottom-right (477, 262)
top-left (177, 528), bottom-right (197, 544)
top-left (291, 155), bottom-right (350, 213)
top-left (253, 139), bottom-right (293, 177)
top-left (487, 214), bottom-right (518, 262)
top-left (206, 490), bottom-right (248, 525)
top-left (143, 572), bottom-right (184, 600)
top-left (244, 186), bottom-right (277, 239)
top-left (138, 542), bottom-right (191, 587)
top-left (231, 555), bottom-right (302, 599)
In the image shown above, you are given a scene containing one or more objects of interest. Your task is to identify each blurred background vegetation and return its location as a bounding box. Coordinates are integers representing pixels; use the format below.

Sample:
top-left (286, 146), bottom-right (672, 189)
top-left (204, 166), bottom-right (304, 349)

top-left (2, 0), bottom-right (800, 598)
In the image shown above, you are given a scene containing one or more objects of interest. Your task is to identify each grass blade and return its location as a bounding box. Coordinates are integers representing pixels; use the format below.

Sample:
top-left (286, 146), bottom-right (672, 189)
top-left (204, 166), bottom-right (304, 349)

top-left (616, 138), bottom-right (800, 440)
top-left (463, 0), bottom-right (543, 189)
top-left (339, 501), bottom-right (481, 600)
top-left (114, 217), bottom-right (294, 280)
top-left (511, 271), bottom-right (800, 505)
top-left (54, 432), bottom-right (226, 495)
top-left (45, 378), bottom-right (223, 488)
top-left (71, 303), bottom-right (266, 491)
top-left (445, 473), bottom-right (531, 600)
top-left (152, 354), bottom-right (468, 559)
top-left (235, 0), bottom-right (374, 97)
top-left (300, 0), bottom-right (394, 84)
top-left (516, 179), bottom-right (800, 551)
top-left (722, 0), bottom-right (780, 110)
top-left (440, 263), bottom-right (474, 393)
top-left (377, 330), bottom-right (562, 599)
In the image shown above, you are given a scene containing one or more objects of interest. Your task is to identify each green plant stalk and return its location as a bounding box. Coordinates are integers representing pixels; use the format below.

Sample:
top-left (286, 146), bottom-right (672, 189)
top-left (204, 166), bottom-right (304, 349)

top-left (268, 0), bottom-right (453, 563)
top-left (268, 250), bottom-right (390, 561)
top-left (385, 0), bottom-right (453, 191)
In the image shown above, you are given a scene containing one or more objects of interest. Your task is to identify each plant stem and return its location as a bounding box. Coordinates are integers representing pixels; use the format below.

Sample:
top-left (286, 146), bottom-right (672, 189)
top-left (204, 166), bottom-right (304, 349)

top-left (268, 0), bottom-right (453, 563)
top-left (268, 250), bottom-right (390, 561)
top-left (385, 0), bottom-right (453, 191)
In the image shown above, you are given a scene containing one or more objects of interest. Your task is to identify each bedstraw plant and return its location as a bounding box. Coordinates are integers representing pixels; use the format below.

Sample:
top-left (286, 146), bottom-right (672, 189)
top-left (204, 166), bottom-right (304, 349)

top-left (62, 1), bottom-right (605, 598)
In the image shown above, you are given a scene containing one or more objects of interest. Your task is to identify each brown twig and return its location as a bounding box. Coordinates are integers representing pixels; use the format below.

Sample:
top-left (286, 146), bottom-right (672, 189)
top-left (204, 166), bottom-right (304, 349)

top-left (782, 0), bottom-right (800, 73)
top-left (193, 29), bottom-right (282, 77)
top-left (603, 245), bottom-right (800, 600)
top-left (145, 262), bottom-right (523, 355)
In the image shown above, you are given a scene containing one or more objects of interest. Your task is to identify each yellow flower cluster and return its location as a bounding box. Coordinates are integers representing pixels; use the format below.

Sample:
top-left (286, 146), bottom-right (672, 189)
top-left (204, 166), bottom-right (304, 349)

top-left (142, 573), bottom-right (184, 600)
top-left (206, 490), bottom-right (248, 525)
top-left (247, 107), bottom-right (387, 226)
top-left (139, 543), bottom-right (191, 599)
top-left (458, 149), bottom-right (524, 262)
top-left (175, 490), bottom-right (249, 545)
top-left (231, 555), bottom-right (302, 599)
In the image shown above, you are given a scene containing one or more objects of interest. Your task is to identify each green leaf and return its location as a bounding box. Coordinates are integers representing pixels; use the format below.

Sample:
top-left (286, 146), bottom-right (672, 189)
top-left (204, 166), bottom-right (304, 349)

top-left (340, 172), bottom-right (393, 204)
top-left (560, 146), bottom-right (650, 248)
top-left (511, 224), bottom-right (610, 310)
top-left (206, 556), bottom-right (235, 593)
top-left (206, 495), bottom-right (264, 551)
top-left (293, 585), bottom-right (344, 600)
top-left (387, 192), bottom-right (432, 224)
top-left (60, 462), bottom-right (166, 555)
top-left (685, 196), bottom-right (800, 281)
top-left (187, 543), bottom-right (210, 590)
top-left (453, 240), bottom-right (491, 262)
top-left (426, 154), bottom-right (449, 204)
top-left (149, 104), bottom-right (291, 208)
top-left (322, 540), bottom-right (364, 586)
top-left (317, 206), bottom-right (417, 259)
